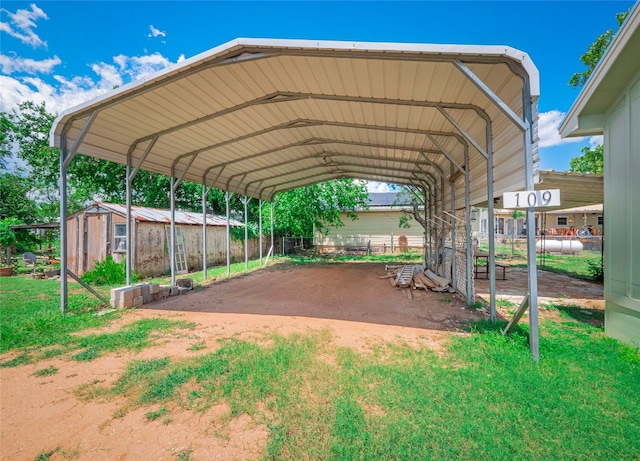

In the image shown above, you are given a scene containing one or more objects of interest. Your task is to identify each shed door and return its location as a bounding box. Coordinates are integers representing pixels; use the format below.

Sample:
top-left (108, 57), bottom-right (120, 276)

top-left (84, 213), bottom-right (109, 272)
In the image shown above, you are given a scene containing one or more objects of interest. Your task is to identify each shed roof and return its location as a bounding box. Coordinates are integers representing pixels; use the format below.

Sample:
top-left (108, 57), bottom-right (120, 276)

top-left (51, 38), bottom-right (539, 206)
top-left (80, 202), bottom-right (242, 226)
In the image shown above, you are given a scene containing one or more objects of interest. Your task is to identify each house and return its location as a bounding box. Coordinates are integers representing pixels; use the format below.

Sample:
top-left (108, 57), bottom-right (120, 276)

top-left (476, 204), bottom-right (603, 238)
top-left (314, 192), bottom-right (425, 253)
top-left (560, 4), bottom-right (640, 347)
top-left (66, 202), bottom-right (259, 278)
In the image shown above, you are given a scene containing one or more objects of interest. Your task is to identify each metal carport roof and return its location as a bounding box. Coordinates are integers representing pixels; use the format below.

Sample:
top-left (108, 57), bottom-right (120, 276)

top-left (51, 38), bottom-right (539, 205)
top-left (51, 38), bottom-right (542, 358)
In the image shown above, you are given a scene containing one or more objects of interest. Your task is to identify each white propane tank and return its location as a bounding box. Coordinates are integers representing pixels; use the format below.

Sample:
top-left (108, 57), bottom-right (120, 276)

top-left (536, 239), bottom-right (584, 254)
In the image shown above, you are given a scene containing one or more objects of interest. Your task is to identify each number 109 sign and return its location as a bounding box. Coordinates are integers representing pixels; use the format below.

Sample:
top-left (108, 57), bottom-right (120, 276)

top-left (502, 189), bottom-right (561, 209)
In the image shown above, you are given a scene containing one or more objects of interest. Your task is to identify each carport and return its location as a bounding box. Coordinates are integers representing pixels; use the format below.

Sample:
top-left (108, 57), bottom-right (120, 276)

top-left (50, 38), bottom-right (541, 358)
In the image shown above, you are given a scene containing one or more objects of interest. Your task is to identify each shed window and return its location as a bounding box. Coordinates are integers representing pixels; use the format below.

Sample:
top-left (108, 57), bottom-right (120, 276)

top-left (597, 216), bottom-right (603, 226)
top-left (114, 224), bottom-right (127, 253)
top-left (557, 216), bottom-right (568, 226)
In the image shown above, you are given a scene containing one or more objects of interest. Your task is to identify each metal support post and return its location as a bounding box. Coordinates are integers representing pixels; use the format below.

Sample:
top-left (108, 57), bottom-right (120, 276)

top-left (464, 149), bottom-right (473, 306)
top-left (270, 201), bottom-right (274, 257)
top-left (487, 130), bottom-right (497, 323)
top-left (170, 176), bottom-right (176, 287)
top-left (259, 199), bottom-right (263, 265)
top-left (59, 136), bottom-right (68, 313)
top-left (522, 80), bottom-right (540, 362)
top-left (450, 164), bottom-right (457, 292)
top-left (423, 186), bottom-right (428, 267)
top-left (440, 175), bottom-right (446, 277)
top-left (202, 184), bottom-right (208, 281)
top-left (126, 155), bottom-right (132, 286)
top-left (226, 192), bottom-right (231, 276)
top-left (59, 113), bottom-right (97, 313)
top-left (244, 197), bottom-right (249, 269)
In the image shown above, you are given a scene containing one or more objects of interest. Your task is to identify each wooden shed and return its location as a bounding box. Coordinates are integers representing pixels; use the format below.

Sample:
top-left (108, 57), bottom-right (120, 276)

top-left (67, 202), bottom-right (259, 277)
top-left (314, 192), bottom-right (425, 253)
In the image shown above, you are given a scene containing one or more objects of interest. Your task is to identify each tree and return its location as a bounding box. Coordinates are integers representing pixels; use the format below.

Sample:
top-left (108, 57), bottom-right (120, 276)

top-left (569, 10), bottom-right (629, 88)
top-left (569, 144), bottom-right (604, 174)
top-left (269, 179), bottom-right (370, 237)
top-left (3, 101), bottom-right (369, 240)
top-left (0, 173), bottom-right (37, 222)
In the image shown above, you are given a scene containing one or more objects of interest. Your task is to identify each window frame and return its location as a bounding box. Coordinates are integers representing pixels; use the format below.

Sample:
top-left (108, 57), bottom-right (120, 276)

top-left (113, 223), bottom-right (127, 253)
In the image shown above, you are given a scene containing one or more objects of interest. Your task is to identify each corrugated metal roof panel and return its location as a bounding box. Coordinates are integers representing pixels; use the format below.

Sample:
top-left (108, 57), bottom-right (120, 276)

top-left (92, 203), bottom-right (243, 226)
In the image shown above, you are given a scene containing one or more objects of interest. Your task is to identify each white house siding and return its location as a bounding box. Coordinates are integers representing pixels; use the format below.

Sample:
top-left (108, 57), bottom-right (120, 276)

top-left (603, 72), bottom-right (640, 346)
top-left (315, 210), bottom-right (424, 252)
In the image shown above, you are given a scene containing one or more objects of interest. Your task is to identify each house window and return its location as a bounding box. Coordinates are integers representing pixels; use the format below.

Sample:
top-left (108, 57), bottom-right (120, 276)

top-left (557, 216), bottom-right (568, 226)
top-left (597, 216), bottom-right (603, 226)
top-left (114, 224), bottom-right (127, 253)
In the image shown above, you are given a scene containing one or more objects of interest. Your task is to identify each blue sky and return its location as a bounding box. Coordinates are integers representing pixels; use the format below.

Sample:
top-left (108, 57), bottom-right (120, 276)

top-left (1, 1), bottom-right (635, 185)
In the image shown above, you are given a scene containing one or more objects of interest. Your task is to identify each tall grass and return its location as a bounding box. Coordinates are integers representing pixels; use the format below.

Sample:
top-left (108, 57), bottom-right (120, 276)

top-left (0, 277), bottom-right (115, 353)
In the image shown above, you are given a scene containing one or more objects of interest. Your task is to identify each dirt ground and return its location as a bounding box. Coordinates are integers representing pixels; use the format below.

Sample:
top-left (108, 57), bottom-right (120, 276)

top-left (0, 262), bottom-right (604, 460)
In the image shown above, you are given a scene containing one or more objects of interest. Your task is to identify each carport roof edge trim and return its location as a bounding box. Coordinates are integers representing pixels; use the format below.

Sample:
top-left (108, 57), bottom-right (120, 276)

top-left (49, 37), bottom-right (539, 146)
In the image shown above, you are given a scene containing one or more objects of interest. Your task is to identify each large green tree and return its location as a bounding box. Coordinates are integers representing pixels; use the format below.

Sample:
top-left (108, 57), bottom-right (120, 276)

top-left (567, 9), bottom-right (629, 175)
top-left (569, 144), bottom-right (604, 174)
top-left (568, 10), bottom-right (630, 88)
top-left (2, 101), bottom-right (369, 238)
top-left (0, 173), bottom-right (37, 222)
top-left (269, 179), bottom-right (369, 237)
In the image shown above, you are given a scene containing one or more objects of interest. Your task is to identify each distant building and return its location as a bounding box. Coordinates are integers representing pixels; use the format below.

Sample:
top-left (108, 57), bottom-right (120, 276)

top-left (314, 192), bottom-right (424, 253)
top-left (476, 204), bottom-right (604, 238)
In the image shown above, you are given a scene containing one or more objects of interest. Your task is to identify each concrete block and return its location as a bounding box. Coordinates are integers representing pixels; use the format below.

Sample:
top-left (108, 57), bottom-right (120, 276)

top-left (169, 286), bottom-right (179, 296)
top-left (131, 286), bottom-right (142, 298)
top-left (149, 283), bottom-right (160, 294)
top-left (132, 295), bottom-right (144, 307)
top-left (111, 286), bottom-right (134, 302)
top-left (178, 287), bottom-right (190, 295)
top-left (160, 285), bottom-right (172, 298)
top-left (152, 292), bottom-right (160, 301)
top-left (138, 284), bottom-right (150, 296)
top-left (116, 298), bottom-right (133, 309)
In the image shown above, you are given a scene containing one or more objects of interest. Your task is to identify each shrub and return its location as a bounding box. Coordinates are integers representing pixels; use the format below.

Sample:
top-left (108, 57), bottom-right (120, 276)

top-left (586, 258), bottom-right (604, 282)
top-left (81, 256), bottom-right (138, 285)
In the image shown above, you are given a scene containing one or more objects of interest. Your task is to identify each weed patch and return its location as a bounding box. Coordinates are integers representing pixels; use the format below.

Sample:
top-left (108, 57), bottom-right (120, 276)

top-left (33, 366), bottom-right (58, 377)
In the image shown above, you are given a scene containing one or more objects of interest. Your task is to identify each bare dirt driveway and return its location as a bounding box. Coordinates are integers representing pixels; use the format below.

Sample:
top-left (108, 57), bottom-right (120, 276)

top-left (0, 262), bottom-right (603, 460)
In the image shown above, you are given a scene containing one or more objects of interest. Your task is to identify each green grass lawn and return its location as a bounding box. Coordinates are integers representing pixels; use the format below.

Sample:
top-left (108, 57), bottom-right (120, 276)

top-left (478, 241), bottom-right (603, 281)
top-left (75, 319), bottom-right (640, 460)
top-left (3, 261), bottom-right (638, 460)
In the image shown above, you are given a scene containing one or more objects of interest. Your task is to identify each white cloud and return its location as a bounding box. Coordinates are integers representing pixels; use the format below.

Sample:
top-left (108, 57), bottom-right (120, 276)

top-left (589, 135), bottom-right (603, 147)
top-left (0, 4), bottom-right (48, 48)
top-left (112, 52), bottom-right (172, 80)
top-left (148, 25), bottom-right (166, 38)
top-left (177, 54), bottom-right (186, 63)
top-left (0, 52), bottom-right (181, 114)
top-left (0, 53), bottom-right (61, 74)
top-left (366, 181), bottom-right (393, 193)
top-left (537, 110), bottom-right (588, 148)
